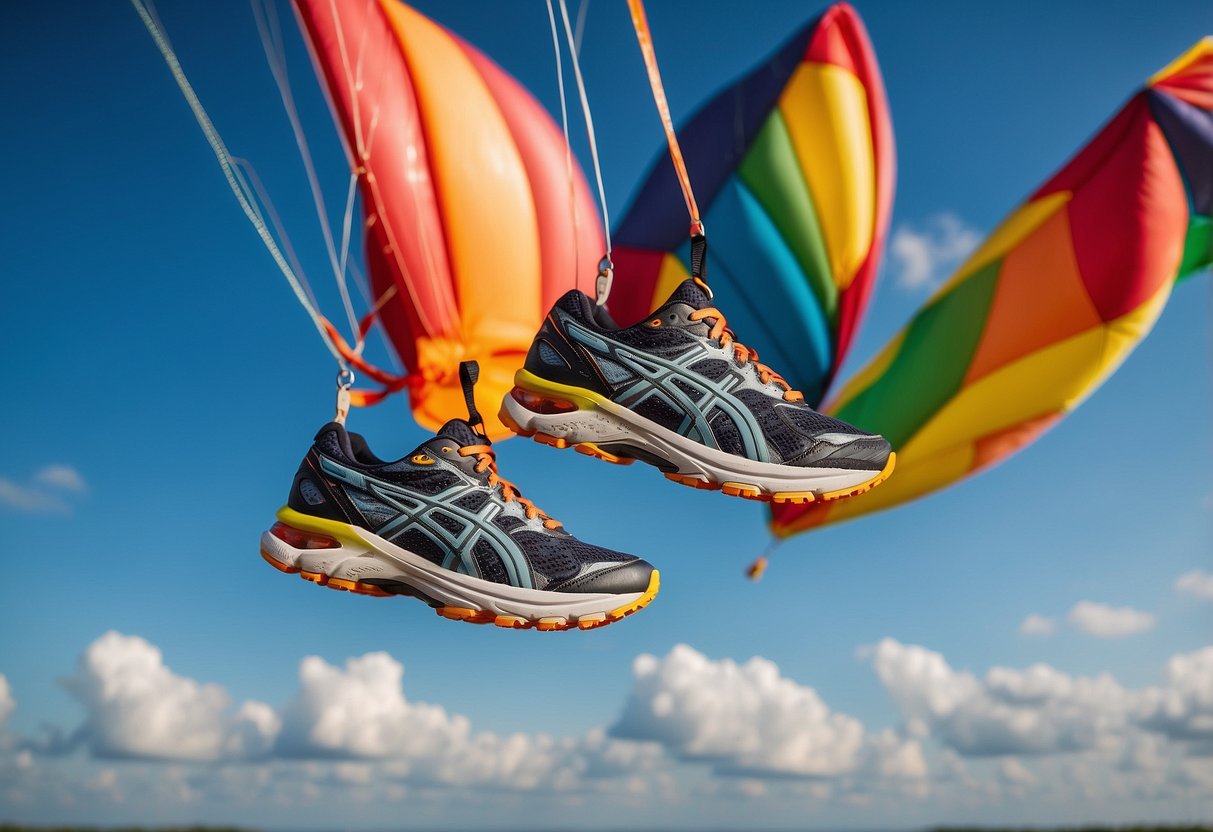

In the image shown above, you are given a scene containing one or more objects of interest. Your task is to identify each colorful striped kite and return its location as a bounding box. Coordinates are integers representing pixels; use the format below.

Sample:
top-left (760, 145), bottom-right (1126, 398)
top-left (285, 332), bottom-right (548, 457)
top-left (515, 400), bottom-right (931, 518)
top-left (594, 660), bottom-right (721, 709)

top-left (295, 0), bottom-right (605, 437)
top-left (773, 39), bottom-right (1213, 537)
top-left (608, 3), bottom-right (894, 406)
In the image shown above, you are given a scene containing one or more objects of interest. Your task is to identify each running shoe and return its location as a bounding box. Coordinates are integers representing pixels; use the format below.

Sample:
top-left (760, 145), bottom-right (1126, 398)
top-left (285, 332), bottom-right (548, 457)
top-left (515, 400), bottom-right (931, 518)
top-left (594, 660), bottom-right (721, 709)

top-left (499, 278), bottom-right (895, 504)
top-left (260, 362), bottom-right (659, 631)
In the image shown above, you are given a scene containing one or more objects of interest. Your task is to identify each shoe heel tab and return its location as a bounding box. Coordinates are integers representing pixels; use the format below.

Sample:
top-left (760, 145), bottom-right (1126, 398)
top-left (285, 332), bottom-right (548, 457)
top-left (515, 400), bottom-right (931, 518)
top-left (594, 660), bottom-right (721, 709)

top-left (312, 421), bottom-right (358, 462)
top-left (552, 288), bottom-right (598, 324)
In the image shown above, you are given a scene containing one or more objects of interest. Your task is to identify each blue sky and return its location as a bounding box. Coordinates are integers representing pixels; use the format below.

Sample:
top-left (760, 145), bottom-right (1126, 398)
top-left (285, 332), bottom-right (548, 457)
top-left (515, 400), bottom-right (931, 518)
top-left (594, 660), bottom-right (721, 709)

top-left (0, 0), bottom-right (1210, 828)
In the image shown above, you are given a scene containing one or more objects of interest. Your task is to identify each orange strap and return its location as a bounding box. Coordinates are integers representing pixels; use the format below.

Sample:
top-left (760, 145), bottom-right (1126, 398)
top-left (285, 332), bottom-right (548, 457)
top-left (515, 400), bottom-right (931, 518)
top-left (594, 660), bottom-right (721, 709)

top-left (626, 0), bottom-right (702, 236)
top-left (321, 315), bottom-right (415, 407)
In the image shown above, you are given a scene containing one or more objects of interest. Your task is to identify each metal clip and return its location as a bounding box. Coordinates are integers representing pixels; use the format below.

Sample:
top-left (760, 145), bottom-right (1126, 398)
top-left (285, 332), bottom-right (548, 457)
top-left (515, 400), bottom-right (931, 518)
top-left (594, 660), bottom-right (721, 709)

top-left (594, 255), bottom-right (614, 307)
top-left (335, 368), bottom-right (355, 425)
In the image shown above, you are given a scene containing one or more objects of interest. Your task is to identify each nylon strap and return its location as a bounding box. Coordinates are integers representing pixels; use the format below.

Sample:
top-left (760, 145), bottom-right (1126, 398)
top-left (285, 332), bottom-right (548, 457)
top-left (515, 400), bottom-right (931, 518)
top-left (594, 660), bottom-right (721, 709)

top-left (626, 0), bottom-right (706, 276)
top-left (458, 360), bottom-right (484, 433)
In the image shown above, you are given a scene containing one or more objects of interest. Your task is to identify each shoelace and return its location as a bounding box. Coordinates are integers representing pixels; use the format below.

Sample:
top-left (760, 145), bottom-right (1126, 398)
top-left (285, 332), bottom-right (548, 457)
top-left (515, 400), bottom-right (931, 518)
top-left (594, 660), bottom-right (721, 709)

top-left (688, 307), bottom-right (805, 402)
top-left (458, 444), bottom-right (563, 529)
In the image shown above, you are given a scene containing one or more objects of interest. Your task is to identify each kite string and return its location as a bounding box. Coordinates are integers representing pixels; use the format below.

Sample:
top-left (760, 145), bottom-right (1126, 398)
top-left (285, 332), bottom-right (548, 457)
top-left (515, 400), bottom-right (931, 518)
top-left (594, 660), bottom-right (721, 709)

top-left (130, 0), bottom-right (347, 369)
top-left (625, 0), bottom-right (702, 236)
top-left (251, 0), bottom-right (362, 344)
top-left (555, 0), bottom-right (611, 268)
top-left (544, 0), bottom-right (582, 294)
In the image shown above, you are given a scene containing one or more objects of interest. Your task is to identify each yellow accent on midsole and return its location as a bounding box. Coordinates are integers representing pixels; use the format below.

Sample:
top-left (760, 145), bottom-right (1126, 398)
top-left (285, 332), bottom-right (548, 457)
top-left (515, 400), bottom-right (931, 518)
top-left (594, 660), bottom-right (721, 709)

top-left (513, 368), bottom-right (614, 411)
top-left (275, 506), bottom-right (367, 547)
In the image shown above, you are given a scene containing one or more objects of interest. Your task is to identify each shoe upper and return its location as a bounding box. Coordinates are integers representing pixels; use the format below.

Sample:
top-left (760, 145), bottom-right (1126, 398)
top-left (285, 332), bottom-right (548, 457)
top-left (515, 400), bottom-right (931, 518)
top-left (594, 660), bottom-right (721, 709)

top-left (286, 419), bottom-right (653, 595)
top-left (523, 278), bottom-right (891, 470)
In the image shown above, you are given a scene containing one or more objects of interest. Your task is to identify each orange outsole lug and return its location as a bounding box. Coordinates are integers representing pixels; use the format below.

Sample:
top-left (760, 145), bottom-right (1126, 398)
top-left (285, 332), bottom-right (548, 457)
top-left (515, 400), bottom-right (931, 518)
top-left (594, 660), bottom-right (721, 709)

top-left (721, 481), bottom-right (763, 499)
top-left (260, 549), bottom-right (299, 574)
top-left (262, 546), bottom-right (660, 632)
top-left (664, 472), bottom-right (719, 490)
top-left (769, 491), bottom-right (816, 505)
top-left (574, 442), bottom-right (635, 465)
top-left (504, 392), bottom-right (895, 506)
top-left (496, 406), bottom-right (534, 437)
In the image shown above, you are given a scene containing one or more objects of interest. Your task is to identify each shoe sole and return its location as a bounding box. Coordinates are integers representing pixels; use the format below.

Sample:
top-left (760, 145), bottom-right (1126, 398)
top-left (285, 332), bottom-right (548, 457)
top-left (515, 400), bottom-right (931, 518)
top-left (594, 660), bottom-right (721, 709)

top-left (260, 507), bottom-right (659, 632)
top-left (501, 369), bottom-right (895, 505)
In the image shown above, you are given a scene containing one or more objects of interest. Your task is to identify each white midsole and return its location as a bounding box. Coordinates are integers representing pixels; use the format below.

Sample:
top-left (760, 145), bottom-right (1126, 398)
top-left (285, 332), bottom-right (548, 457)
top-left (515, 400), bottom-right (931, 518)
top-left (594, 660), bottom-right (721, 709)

top-left (260, 526), bottom-right (643, 621)
top-left (502, 393), bottom-right (880, 494)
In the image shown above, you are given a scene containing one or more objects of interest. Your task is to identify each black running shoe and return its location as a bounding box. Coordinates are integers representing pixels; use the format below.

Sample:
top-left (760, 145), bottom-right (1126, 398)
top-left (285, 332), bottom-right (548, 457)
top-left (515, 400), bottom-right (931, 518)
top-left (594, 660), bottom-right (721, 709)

top-left (500, 278), bottom-right (894, 504)
top-left (260, 363), bottom-right (658, 631)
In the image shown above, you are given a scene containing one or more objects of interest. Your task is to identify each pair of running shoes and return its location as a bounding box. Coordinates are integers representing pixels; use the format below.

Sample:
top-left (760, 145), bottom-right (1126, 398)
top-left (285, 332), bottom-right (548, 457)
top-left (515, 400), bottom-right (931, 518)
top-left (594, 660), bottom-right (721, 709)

top-left (259, 278), bottom-right (895, 631)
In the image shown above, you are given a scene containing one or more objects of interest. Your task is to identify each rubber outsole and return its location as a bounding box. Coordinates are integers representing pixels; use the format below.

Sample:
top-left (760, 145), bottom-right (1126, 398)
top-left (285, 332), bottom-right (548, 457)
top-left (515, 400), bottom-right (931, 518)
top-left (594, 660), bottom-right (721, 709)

top-left (499, 404), bottom-right (896, 505)
top-left (260, 546), bottom-right (660, 633)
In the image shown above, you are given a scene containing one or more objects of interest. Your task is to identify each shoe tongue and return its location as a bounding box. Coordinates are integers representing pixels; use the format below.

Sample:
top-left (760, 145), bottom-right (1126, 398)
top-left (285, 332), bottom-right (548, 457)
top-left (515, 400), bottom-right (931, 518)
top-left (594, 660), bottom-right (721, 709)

top-left (436, 418), bottom-right (484, 448)
top-left (662, 278), bottom-right (713, 311)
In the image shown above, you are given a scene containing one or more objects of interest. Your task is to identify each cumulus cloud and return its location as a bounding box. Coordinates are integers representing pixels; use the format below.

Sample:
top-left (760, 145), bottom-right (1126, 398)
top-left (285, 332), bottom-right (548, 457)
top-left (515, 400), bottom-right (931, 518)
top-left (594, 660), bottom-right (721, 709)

top-left (609, 645), bottom-right (926, 785)
top-left (868, 638), bottom-right (1134, 756)
top-left (50, 633), bottom-right (664, 795)
top-left (1067, 601), bottom-right (1155, 638)
top-left (8, 632), bottom-right (1212, 823)
top-left (888, 212), bottom-right (981, 291)
top-left (61, 631), bottom-right (278, 762)
top-left (0, 465), bottom-right (87, 513)
top-left (1019, 614), bottom-right (1056, 637)
top-left (611, 644), bottom-right (867, 777)
top-left (1175, 570), bottom-right (1213, 602)
top-left (272, 651), bottom-right (662, 791)
top-left (276, 652), bottom-right (467, 760)
top-left (869, 638), bottom-right (1213, 765)
top-left (1136, 646), bottom-right (1213, 743)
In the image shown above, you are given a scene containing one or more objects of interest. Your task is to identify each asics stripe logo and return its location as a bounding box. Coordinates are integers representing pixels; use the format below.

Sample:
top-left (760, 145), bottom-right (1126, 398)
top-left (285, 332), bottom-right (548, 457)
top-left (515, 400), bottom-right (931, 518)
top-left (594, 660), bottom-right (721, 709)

top-left (563, 319), bottom-right (770, 462)
top-left (318, 456), bottom-right (534, 589)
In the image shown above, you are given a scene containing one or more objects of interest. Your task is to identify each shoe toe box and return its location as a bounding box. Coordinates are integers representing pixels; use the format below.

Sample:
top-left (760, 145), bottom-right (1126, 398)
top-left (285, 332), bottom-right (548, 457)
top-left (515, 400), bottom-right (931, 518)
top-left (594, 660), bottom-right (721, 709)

top-left (547, 557), bottom-right (656, 595)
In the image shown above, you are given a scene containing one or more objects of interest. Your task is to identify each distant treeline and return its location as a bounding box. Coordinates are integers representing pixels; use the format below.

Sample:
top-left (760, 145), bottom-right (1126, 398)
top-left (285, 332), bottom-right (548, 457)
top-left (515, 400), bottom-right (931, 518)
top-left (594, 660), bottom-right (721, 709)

top-left (0, 828), bottom-right (1207, 832)
top-left (936, 828), bottom-right (1212, 832)
top-left (0, 827), bottom-right (250, 832)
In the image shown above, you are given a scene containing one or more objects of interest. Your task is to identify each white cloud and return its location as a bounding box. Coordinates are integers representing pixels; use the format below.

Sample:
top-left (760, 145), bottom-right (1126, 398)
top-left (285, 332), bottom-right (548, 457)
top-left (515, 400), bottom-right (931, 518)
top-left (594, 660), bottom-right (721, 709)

top-left (34, 464), bottom-right (86, 493)
top-left (869, 638), bottom-right (1213, 766)
top-left (0, 465), bottom-right (87, 513)
top-left (1019, 614), bottom-right (1056, 637)
top-left (611, 644), bottom-right (866, 777)
top-left (1067, 601), bottom-right (1155, 638)
top-left (1175, 570), bottom-right (1213, 601)
top-left (61, 631), bottom-right (278, 762)
top-left (1136, 646), bottom-right (1213, 743)
top-left (276, 652), bottom-right (468, 760)
top-left (868, 638), bottom-right (1133, 756)
top-left (54, 634), bottom-right (661, 794)
top-left (7, 632), bottom-right (1213, 824)
top-left (889, 212), bottom-right (981, 291)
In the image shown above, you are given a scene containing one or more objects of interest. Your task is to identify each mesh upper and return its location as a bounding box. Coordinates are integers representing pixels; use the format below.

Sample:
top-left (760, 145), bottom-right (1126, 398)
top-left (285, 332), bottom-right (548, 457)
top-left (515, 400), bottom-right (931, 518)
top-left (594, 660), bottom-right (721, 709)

top-left (633, 395), bottom-right (684, 433)
top-left (610, 324), bottom-right (697, 356)
top-left (306, 419), bottom-right (644, 591)
top-left (513, 531), bottom-right (634, 585)
top-left (708, 408), bottom-right (745, 457)
top-left (664, 279), bottom-right (713, 309)
top-left (473, 538), bottom-right (508, 585)
top-left (436, 418), bottom-right (483, 447)
top-left (397, 529), bottom-right (445, 566)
